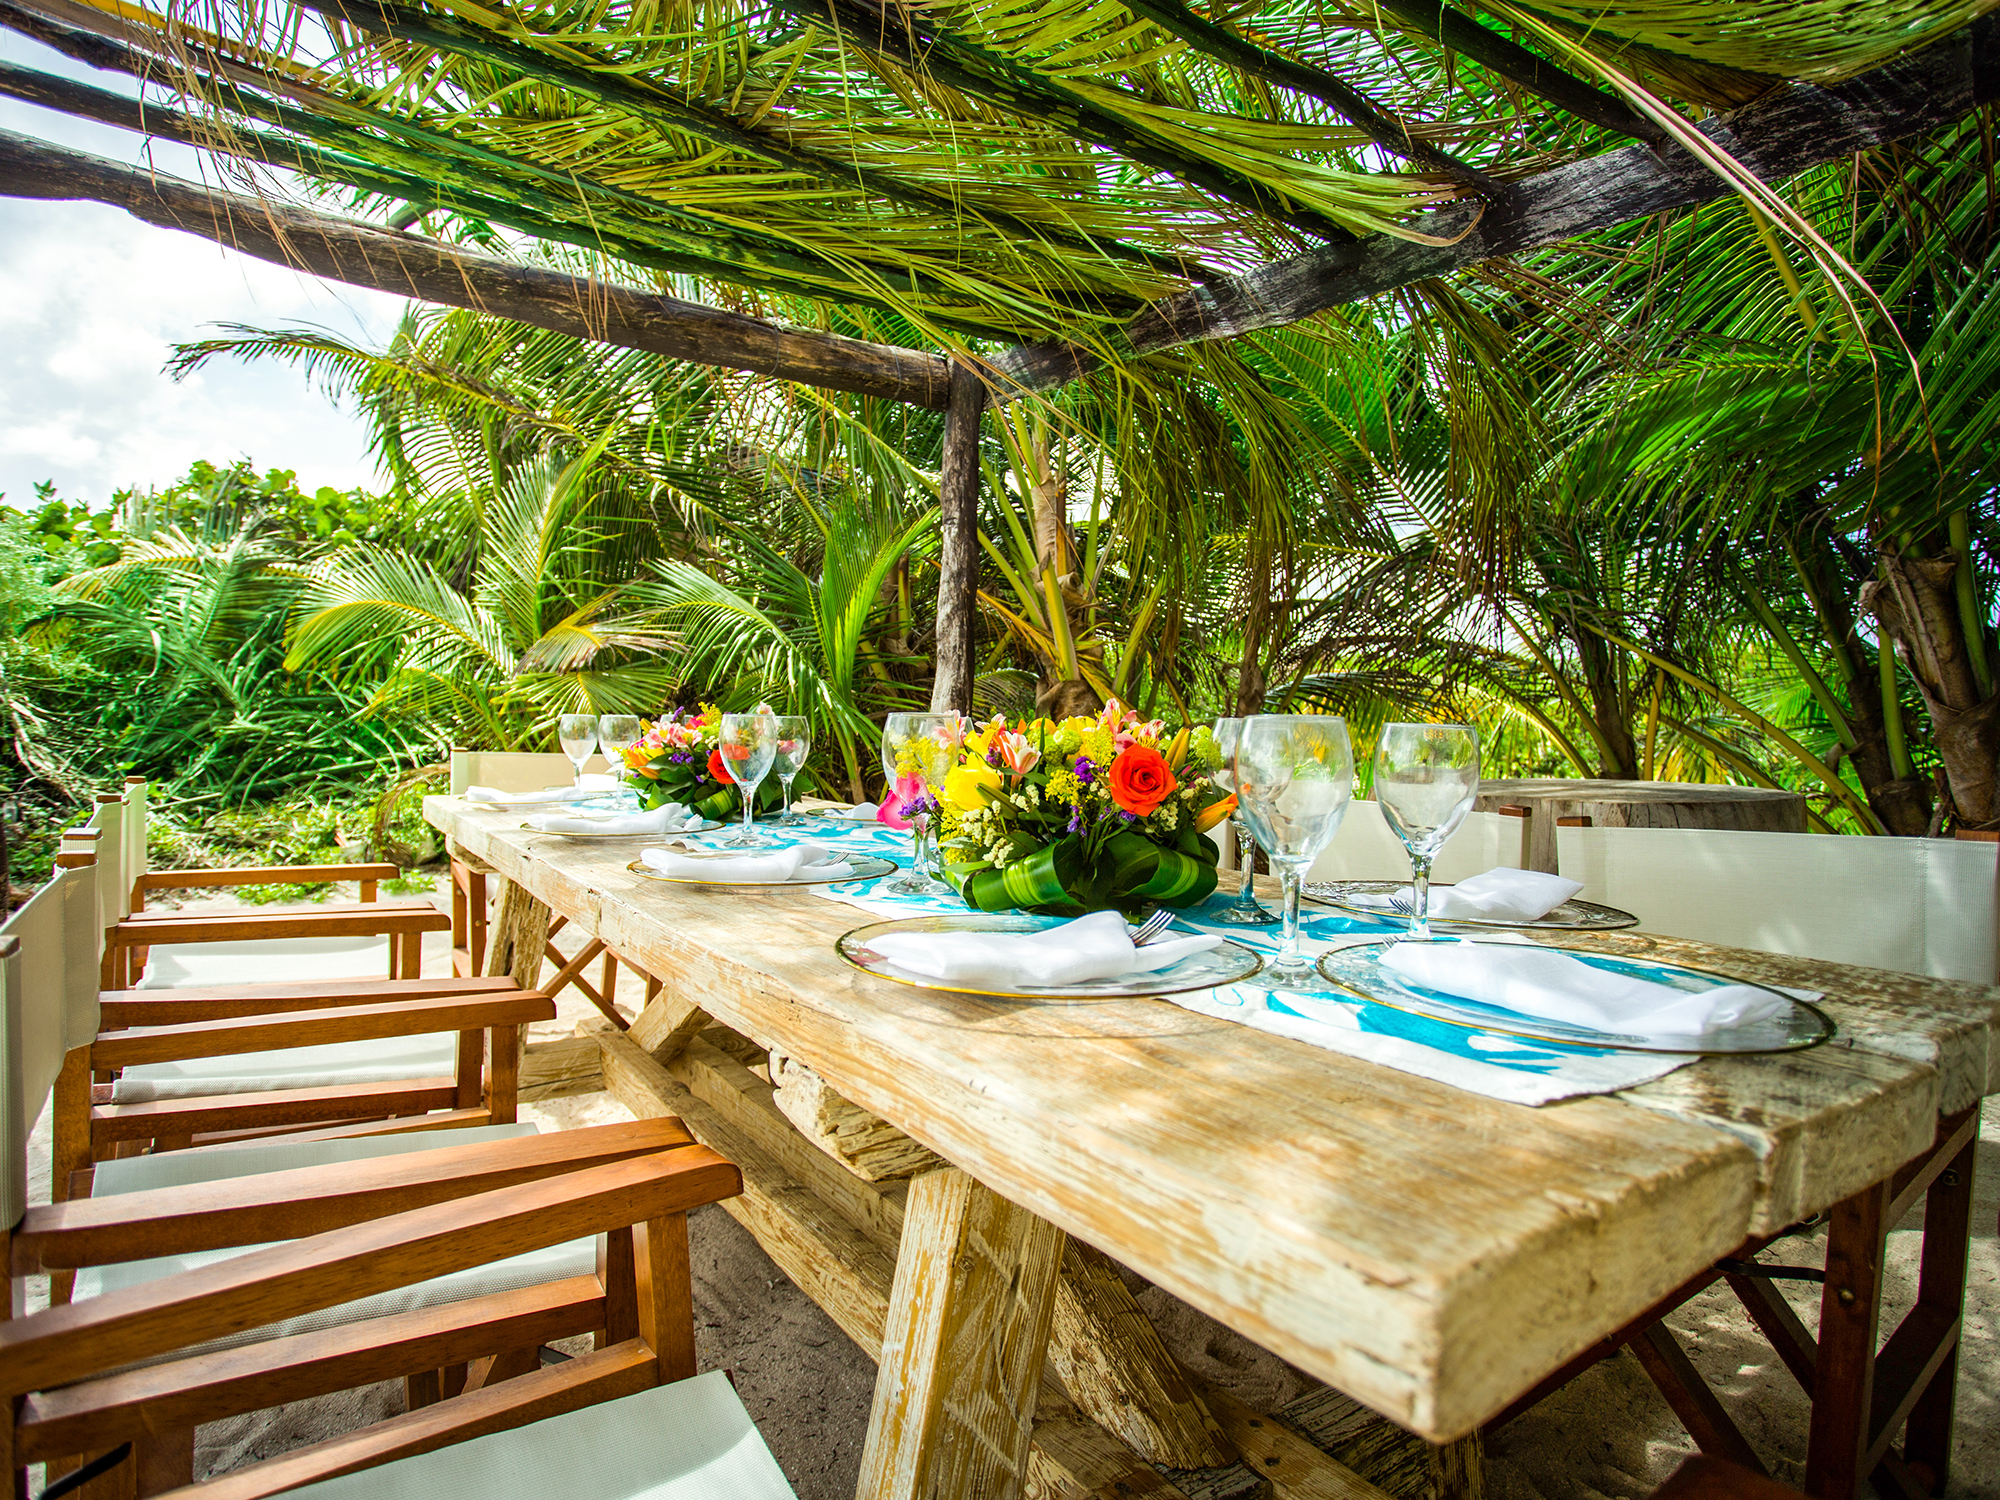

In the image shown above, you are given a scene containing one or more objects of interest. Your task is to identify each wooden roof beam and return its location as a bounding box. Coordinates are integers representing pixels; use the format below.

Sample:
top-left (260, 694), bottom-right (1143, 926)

top-left (0, 127), bottom-right (953, 408)
top-left (988, 15), bottom-right (2000, 400)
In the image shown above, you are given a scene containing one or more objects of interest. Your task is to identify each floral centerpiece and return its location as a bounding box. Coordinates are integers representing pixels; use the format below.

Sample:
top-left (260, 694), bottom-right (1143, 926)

top-left (618, 705), bottom-right (781, 821)
top-left (934, 701), bottom-right (1235, 916)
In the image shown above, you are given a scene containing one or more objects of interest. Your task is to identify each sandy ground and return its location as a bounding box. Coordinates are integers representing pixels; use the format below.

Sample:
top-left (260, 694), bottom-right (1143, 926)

top-left (46, 884), bottom-right (2000, 1499)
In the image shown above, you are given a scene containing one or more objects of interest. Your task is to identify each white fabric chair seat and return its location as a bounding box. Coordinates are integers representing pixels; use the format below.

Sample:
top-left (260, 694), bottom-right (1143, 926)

top-left (77, 1125), bottom-right (600, 1361)
top-left (110, 1031), bottom-right (463, 1102)
top-left (274, 1371), bottom-right (795, 1499)
top-left (136, 936), bottom-right (397, 990)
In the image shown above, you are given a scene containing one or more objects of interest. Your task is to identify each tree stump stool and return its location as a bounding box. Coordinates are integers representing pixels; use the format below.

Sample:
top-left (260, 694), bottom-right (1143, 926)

top-left (1474, 779), bottom-right (1807, 874)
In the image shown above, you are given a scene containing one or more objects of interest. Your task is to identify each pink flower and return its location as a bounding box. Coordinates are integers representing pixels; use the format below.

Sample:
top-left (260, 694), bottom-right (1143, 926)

top-left (995, 730), bottom-right (1040, 776)
top-left (877, 772), bottom-right (926, 829)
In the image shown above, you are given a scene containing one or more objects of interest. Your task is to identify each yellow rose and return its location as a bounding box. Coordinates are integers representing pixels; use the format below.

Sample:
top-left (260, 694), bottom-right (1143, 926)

top-left (944, 760), bottom-right (1003, 811)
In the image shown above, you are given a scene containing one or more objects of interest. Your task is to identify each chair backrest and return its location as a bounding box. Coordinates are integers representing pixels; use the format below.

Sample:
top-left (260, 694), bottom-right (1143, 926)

top-left (450, 749), bottom-right (605, 795)
top-left (1556, 825), bottom-right (2000, 984)
top-left (123, 776), bottom-right (150, 894)
top-left (0, 860), bottom-right (101, 1225)
top-left (1305, 800), bottom-right (1529, 883)
top-left (62, 802), bottom-right (122, 952)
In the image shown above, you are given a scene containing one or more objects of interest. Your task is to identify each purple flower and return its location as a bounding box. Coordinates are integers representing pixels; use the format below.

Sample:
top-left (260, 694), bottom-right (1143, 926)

top-left (1066, 813), bottom-right (1083, 833)
top-left (1116, 810), bottom-right (1139, 824)
top-left (1073, 756), bottom-right (1096, 784)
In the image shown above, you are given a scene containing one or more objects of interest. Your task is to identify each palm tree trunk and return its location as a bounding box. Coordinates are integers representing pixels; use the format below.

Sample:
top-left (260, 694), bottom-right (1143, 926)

top-left (1863, 540), bottom-right (2000, 831)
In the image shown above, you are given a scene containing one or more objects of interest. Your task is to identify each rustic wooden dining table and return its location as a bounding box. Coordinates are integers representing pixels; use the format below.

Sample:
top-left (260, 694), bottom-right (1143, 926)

top-left (427, 797), bottom-right (1996, 1500)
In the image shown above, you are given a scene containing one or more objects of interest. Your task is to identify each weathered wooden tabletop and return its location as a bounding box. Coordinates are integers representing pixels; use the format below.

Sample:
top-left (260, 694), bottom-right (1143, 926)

top-left (428, 797), bottom-right (1998, 1441)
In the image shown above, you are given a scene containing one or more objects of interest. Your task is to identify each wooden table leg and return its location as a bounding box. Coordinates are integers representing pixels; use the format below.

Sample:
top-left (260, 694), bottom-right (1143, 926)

top-left (1805, 1178), bottom-right (1888, 1500)
top-left (855, 1167), bottom-right (1064, 1500)
top-left (1900, 1108), bottom-right (1978, 1493)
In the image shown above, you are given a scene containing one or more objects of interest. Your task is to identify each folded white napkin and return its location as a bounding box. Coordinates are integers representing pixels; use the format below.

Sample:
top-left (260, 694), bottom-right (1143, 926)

top-left (1344, 867), bottom-right (1582, 922)
top-left (829, 802), bottom-right (881, 822)
top-left (1379, 940), bottom-right (1788, 1038)
top-left (640, 841), bottom-right (854, 883)
top-left (524, 803), bottom-right (703, 836)
top-left (867, 908), bottom-right (1223, 990)
top-left (466, 774), bottom-right (618, 806)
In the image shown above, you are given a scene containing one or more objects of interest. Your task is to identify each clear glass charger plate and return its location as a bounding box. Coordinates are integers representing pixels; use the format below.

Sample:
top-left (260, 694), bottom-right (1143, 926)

top-left (522, 818), bottom-right (724, 838)
top-left (626, 853), bottom-right (897, 887)
top-left (1315, 938), bottom-right (1833, 1054)
top-left (835, 912), bottom-right (1265, 1000)
top-left (1305, 880), bottom-right (1639, 931)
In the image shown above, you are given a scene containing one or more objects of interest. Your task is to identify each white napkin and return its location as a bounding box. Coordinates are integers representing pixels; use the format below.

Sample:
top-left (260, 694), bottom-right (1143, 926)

top-left (641, 841), bottom-right (854, 883)
top-left (1345, 867), bottom-right (1582, 922)
top-left (828, 802), bottom-right (881, 821)
top-left (1379, 940), bottom-right (1788, 1039)
top-left (524, 803), bottom-right (703, 836)
top-left (868, 909), bottom-right (1222, 990)
top-left (466, 774), bottom-right (617, 806)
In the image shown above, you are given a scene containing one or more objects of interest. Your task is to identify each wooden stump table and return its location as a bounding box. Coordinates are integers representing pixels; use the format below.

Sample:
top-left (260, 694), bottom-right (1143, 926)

top-left (427, 796), bottom-right (1996, 1500)
top-left (1475, 779), bottom-right (1809, 873)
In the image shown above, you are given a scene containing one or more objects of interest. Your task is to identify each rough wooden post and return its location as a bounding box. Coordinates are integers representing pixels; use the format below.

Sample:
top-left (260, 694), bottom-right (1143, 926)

top-left (480, 878), bottom-right (550, 990)
top-left (930, 361), bottom-right (987, 715)
top-left (857, 1167), bottom-right (1063, 1500)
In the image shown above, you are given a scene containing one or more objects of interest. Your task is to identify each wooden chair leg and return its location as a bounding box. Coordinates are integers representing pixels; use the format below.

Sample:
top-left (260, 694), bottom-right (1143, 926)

top-left (468, 869), bottom-right (488, 974)
top-left (486, 1023), bottom-right (521, 1125)
top-left (405, 1369), bottom-right (442, 1410)
top-left (634, 1212), bottom-right (696, 1383)
top-left (134, 1428), bottom-right (194, 1496)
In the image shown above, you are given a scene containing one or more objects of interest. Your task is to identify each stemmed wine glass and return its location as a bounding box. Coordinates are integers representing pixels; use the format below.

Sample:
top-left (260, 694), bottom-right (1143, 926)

top-left (1210, 717), bottom-right (1277, 925)
top-left (1232, 715), bottom-right (1354, 990)
top-left (717, 712), bottom-right (779, 848)
top-left (557, 713), bottom-right (598, 791)
top-left (880, 712), bottom-right (960, 896)
top-left (597, 714), bottom-right (642, 807)
top-left (771, 715), bottom-right (812, 824)
top-left (1374, 723), bottom-right (1481, 943)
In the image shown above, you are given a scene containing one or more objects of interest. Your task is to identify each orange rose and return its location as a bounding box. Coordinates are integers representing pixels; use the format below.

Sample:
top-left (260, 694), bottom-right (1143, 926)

top-left (1107, 744), bottom-right (1177, 816)
top-left (707, 747), bottom-right (731, 783)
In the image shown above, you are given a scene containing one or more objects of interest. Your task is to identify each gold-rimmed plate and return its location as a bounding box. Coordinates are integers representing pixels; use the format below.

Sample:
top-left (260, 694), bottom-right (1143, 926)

top-left (521, 818), bottom-right (724, 838)
top-left (835, 913), bottom-right (1265, 1000)
top-left (626, 853), bottom-right (897, 887)
top-left (1315, 938), bottom-right (1832, 1054)
top-left (1305, 880), bottom-right (1638, 931)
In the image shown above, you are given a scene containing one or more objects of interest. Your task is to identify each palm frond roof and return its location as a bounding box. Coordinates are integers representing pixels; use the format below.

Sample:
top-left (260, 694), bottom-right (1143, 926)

top-left (9, 0), bottom-right (1997, 346)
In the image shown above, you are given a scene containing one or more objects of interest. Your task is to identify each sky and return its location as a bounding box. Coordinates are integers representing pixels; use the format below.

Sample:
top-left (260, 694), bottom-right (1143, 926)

top-left (0, 26), bottom-right (408, 510)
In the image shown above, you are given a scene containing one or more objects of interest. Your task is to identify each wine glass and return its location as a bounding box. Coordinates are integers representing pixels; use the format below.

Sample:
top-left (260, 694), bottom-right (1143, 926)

top-left (1210, 716), bottom-right (1277, 925)
top-left (770, 715), bottom-right (812, 824)
top-left (717, 713), bottom-right (779, 848)
top-left (880, 712), bottom-right (960, 896)
top-left (1232, 715), bottom-right (1354, 989)
top-left (597, 714), bottom-right (642, 808)
top-left (1374, 723), bottom-right (1481, 942)
top-left (557, 713), bottom-right (598, 791)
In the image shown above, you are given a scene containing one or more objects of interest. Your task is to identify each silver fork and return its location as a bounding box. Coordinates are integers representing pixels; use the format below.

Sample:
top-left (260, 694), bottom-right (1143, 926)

top-left (1128, 907), bottom-right (1176, 946)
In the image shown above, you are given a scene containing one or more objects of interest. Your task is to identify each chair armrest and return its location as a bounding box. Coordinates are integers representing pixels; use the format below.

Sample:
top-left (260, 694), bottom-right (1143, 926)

top-left (98, 977), bottom-right (521, 1026)
top-left (91, 992), bottom-right (556, 1070)
top-left (15, 1117), bottom-right (700, 1272)
top-left (110, 906), bottom-right (449, 946)
top-left (2, 1147), bottom-right (742, 1393)
top-left (139, 865), bottom-right (402, 892)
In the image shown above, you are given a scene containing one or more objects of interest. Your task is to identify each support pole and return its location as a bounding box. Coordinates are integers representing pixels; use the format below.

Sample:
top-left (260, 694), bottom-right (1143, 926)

top-left (930, 360), bottom-right (988, 715)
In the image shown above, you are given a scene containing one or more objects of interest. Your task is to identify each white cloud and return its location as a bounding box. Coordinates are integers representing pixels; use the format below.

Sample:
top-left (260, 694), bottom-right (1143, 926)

top-left (1, 27), bottom-right (408, 507)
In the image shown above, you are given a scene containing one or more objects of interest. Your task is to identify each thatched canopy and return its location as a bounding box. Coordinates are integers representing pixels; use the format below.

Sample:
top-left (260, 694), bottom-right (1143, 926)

top-left (3, 0), bottom-right (1996, 395)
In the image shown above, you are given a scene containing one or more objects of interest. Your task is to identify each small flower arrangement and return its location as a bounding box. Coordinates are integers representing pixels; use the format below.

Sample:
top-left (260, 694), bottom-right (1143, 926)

top-left (934, 700), bottom-right (1235, 916)
top-left (619, 705), bottom-right (780, 821)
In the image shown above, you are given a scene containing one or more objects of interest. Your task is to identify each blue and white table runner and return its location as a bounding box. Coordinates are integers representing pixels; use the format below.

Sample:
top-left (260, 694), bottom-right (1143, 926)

top-left (722, 818), bottom-right (1697, 1106)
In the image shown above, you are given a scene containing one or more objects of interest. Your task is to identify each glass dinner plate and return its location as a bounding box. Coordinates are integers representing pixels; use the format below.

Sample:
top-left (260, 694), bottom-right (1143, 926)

top-left (521, 818), bottom-right (724, 838)
top-left (836, 912), bottom-right (1265, 1000)
top-left (626, 853), bottom-right (897, 887)
top-left (1305, 880), bottom-right (1639, 931)
top-left (1315, 938), bottom-right (1833, 1054)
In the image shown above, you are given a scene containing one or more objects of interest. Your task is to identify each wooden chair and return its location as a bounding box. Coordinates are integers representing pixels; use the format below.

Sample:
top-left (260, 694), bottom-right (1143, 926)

top-left (41, 844), bottom-right (555, 1177)
top-left (89, 782), bottom-right (454, 990)
top-left (1651, 1458), bottom-right (1805, 1500)
top-left (1554, 821), bottom-right (1999, 983)
top-left (0, 880), bottom-right (757, 1498)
